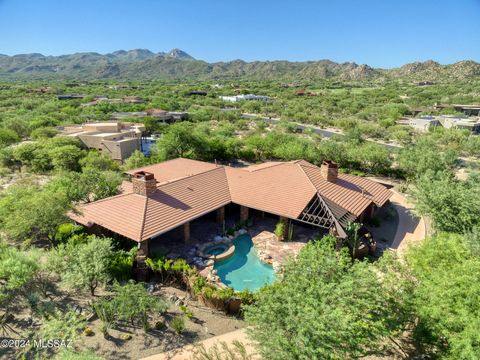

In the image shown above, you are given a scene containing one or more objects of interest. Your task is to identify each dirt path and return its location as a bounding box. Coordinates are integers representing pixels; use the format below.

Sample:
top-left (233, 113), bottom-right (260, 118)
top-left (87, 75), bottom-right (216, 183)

top-left (141, 328), bottom-right (259, 360)
top-left (388, 189), bottom-right (426, 253)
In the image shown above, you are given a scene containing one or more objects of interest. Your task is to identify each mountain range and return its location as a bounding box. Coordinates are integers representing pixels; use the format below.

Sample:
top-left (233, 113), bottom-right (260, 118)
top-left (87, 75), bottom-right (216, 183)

top-left (0, 48), bottom-right (479, 82)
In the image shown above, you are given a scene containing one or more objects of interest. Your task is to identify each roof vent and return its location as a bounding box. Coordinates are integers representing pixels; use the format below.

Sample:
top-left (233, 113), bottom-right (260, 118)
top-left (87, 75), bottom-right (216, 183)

top-left (320, 160), bottom-right (338, 183)
top-left (132, 171), bottom-right (157, 196)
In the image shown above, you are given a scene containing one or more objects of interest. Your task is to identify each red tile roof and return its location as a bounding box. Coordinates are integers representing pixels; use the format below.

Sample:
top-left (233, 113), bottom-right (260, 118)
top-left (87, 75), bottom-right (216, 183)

top-left (72, 167), bottom-right (231, 241)
top-left (71, 158), bottom-right (392, 242)
top-left (125, 158), bottom-right (217, 185)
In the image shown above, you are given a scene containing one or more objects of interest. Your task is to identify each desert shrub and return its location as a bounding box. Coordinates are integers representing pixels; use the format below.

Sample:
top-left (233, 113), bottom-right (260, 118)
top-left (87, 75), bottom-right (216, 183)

top-left (170, 315), bottom-right (186, 334)
top-left (109, 247), bottom-right (137, 282)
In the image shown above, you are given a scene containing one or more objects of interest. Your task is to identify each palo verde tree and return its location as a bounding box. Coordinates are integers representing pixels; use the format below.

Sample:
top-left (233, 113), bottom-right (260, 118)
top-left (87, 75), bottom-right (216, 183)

top-left (406, 233), bottom-right (480, 359)
top-left (49, 236), bottom-right (114, 296)
top-left (244, 236), bottom-right (410, 360)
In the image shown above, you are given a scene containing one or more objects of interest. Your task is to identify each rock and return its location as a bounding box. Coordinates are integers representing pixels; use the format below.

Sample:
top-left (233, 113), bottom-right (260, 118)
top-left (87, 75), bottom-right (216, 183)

top-left (206, 259), bottom-right (214, 266)
top-left (154, 320), bottom-right (165, 330)
top-left (147, 284), bottom-right (155, 294)
top-left (238, 229), bottom-right (247, 235)
top-left (214, 235), bottom-right (223, 242)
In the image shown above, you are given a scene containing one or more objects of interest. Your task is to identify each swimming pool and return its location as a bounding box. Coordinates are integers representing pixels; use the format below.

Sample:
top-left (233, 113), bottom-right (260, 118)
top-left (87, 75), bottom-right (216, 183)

top-left (214, 234), bottom-right (275, 291)
top-left (205, 243), bottom-right (229, 256)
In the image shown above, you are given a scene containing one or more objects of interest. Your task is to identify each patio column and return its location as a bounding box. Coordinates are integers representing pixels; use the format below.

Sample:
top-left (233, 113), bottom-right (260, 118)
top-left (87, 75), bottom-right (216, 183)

top-left (183, 222), bottom-right (191, 244)
top-left (136, 239), bottom-right (149, 281)
top-left (216, 206), bottom-right (225, 224)
top-left (240, 206), bottom-right (249, 222)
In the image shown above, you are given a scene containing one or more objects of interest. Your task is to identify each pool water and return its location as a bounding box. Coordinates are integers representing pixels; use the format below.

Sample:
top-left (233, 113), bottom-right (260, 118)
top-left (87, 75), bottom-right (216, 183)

top-left (214, 234), bottom-right (275, 291)
top-left (206, 244), bottom-right (229, 256)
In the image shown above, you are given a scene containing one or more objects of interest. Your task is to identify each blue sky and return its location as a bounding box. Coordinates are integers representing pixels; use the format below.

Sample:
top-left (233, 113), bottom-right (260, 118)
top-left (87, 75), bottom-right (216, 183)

top-left (0, 0), bottom-right (479, 67)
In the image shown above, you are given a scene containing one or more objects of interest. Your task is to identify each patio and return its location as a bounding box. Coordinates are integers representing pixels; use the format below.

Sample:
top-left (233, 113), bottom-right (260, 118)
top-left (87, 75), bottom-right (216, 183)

top-left (148, 209), bottom-right (325, 272)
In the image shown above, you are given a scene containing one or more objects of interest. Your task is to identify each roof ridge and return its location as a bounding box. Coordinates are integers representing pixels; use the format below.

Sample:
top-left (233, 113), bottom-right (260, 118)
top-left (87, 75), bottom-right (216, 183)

top-left (295, 161), bottom-right (322, 194)
top-left (126, 157), bottom-right (209, 175)
top-left (156, 165), bottom-right (225, 189)
top-left (245, 161), bottom-right (286, 172)
top-left (295, 161), bottom-right (367, 217)
top-left (138, 196), bottom-right (149, 241)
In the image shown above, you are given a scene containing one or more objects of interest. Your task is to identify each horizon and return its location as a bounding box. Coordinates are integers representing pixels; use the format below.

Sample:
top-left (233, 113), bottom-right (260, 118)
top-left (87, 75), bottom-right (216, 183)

top-left (1, 0), bottom-right (480, 68)
top-left (0, 47), bottom-right (478, 69)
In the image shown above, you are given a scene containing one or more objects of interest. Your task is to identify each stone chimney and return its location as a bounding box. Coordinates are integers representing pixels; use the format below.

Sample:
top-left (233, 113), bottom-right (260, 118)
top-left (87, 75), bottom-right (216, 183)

top-left (132, 171), bottom-right (157, 196)
top-left (320, 160), bottom-right (338, 183)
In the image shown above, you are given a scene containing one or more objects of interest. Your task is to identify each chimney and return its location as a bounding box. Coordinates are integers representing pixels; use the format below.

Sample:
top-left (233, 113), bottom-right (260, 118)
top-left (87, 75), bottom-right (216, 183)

top-left (132, 171), bottom-right (157, 196)
top-left (320, 160), bottom-right (338, 183)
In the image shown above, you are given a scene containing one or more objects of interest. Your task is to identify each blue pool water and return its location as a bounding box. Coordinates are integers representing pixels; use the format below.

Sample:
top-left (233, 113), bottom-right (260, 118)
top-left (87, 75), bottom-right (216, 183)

top-left (140, 138), bottom-right (157, 155)
top-left (206, 244), bottom-right (229, 256)
top-left (214, 234), bottom-right (276, 291)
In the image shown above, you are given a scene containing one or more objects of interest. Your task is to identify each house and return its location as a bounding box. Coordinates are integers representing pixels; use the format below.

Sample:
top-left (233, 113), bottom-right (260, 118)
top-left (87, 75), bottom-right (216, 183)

top-left (69, 158), bottom-right (392, 268)
top-left (433, 103), bottom-right (480, 117)
top-left (438, 116), bottom-right (480, 134)
top-left (295, 90), bottom-right (318, 96)
top-left (398, 116), bottom-right (441, 132)
top-left (219, 94), bottom-right (271, 102)
top-left (57, 121), bottom-right (146, 162)
top-left (398, 115), bottom-right (480, 134)
top-left (187, 91), bottom-right (208, 96)
top-left (122, 96), bottom-right (144, 104)
top-left (57, 94), bottom-right (85, 100)
top-left (416, 81), bottom-right (434, 86)
top-left (110, 109), bottom-right (188, 123)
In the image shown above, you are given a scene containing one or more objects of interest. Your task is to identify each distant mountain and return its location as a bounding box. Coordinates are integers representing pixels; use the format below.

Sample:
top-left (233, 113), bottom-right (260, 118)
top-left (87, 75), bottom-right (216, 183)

top-left (166, 48), bottom-right (195, 60)
top-left (0, 49), bottom-right (478, 81)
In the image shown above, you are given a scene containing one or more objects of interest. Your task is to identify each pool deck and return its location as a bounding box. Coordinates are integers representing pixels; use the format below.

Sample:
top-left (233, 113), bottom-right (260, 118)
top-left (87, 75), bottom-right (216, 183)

top-left (249, 218), bottom-right (323, 270)
top-left (251, 230), bottom-right (304, 271)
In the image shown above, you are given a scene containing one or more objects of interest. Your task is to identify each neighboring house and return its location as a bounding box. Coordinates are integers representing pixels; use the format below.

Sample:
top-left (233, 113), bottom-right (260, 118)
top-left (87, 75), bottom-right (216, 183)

top-left (70, 158), bottom-right (392, 266)
top-left (122, 95), bottom-right (144, 104)
top-left (57, 121), bottom-right (146, 162)
top-left (438, 116), bottom-right (480, 134)
top-left (57, 94), bottom-right (85, 100)
top-left (433, 103), bottom-right (480, 117)
top-left (407, 116), bottom-right (441, 132)
top-left (188, 91), bottom-right (208, 96)
top-left (110, 109), bottom-right (188, 123)
top-left (398, 115), bottom-right (480, 134)
top-left (219, 94), bottom-right (271, 102)
top-left (416, 81), bottom-right (434, 86)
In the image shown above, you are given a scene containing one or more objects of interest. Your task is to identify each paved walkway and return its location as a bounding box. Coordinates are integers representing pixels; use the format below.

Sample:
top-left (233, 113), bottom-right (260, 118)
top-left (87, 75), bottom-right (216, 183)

top-left (388, 189), bottom-right (426, 253)
top-left (141, 328), bottom-right (258, 360)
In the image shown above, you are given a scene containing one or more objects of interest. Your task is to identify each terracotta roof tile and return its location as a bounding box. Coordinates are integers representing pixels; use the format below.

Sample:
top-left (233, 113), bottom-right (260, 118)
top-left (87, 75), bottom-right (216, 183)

top-left (72, 167), bottom-right (231, 241)
top-left (126, 158), bottom-right (218, 184)
top-left (297, 161), bottom-right (392, 216)
top-left (226, 164), bottom-right (317, 218)
top-left (71, 158), bottom-right (392, 242)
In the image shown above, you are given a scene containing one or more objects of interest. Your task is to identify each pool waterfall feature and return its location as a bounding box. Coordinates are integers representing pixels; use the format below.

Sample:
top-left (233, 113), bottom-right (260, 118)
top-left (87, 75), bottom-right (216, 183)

top-left (197, 231), bottom-right (276, 292)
